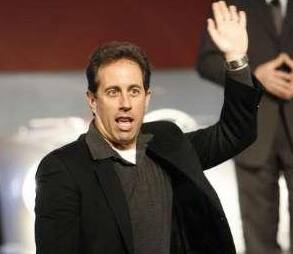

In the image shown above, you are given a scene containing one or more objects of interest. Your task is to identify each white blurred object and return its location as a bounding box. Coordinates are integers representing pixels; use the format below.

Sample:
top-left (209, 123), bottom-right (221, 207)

top-left (13, 117), bottom-right (88, 149)
top-left (22, 164), bottom-right (38, 217)
top-left (144, 108), bottom-right (199, 132)
top-left (19, 117), bottom-right (88, 216)
top-left (205, 160), bottom-right (245, 253)
top-left (277, 175), bottom-right (290, 251)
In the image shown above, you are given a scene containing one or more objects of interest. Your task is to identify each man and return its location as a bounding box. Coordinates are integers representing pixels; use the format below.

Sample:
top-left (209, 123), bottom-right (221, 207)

top-left (197, 0), bottom-right (293, 253)
top-left (35, 2), bottom-right (262, 254)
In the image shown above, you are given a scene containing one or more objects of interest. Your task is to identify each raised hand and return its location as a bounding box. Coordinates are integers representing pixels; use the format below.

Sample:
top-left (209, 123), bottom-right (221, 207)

top-left (254, 53), bottom-right (293, 100)
top-left (208, 1), bottom-right (248, 61)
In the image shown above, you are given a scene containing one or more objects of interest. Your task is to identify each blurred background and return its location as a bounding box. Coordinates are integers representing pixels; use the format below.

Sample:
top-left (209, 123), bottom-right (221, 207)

top-left (0, 0), bottom-right (289, 253)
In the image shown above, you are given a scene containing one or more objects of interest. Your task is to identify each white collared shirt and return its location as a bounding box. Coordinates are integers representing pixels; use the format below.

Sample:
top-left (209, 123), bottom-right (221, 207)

top-left (266, 0), bottom-right (288, 17)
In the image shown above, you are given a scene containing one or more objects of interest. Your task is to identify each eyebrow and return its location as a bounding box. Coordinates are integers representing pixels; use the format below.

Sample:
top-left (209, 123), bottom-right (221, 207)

top-left (104, 84), bottom-right (143, 91)
top-left (128, 84), bottom-right (143, 90)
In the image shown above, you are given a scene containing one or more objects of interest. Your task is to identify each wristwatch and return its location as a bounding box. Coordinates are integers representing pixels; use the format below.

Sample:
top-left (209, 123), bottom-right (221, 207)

top-left (225, 55), bottom-right (249, 71)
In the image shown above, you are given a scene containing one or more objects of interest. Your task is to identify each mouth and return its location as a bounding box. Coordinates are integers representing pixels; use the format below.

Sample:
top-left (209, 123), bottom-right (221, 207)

top-left (115, 116), bottom-right (134, 131)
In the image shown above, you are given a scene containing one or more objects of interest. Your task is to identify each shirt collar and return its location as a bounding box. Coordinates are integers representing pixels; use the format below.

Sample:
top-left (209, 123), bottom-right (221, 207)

top-left (265, 0), bottom-right (288, 16)
top-left (85, 121), bottom-right (153, 161)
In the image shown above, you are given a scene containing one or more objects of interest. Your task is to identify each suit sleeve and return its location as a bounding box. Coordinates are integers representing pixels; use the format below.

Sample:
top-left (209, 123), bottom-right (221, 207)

top-left (35, 153), bottom-right (80, 254)
top-left (185, 73), bottom-right (262, 169)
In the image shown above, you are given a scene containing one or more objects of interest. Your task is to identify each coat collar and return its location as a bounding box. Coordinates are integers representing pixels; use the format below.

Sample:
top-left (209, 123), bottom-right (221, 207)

top-left (85, 121), bottom-right (153, 162)
top-left (85, 121), bottom-right (115, 160)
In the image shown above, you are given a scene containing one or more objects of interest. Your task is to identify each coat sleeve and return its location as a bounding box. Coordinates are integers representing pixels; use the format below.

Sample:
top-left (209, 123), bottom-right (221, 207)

top-left (35, 153), bottom-right (80, 254)
top-left (197, 29), bottom-right (226, 86)
top-left (184, 74), bottom-right (262, 170)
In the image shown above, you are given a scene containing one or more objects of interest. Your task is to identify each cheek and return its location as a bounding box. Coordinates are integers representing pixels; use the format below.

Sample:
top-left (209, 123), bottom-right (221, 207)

top-left (97, 99), bottom-right (116, 114)
top-left (133, 100), bottom-right (147, 119)
top-left (96, 102), bottom-right (117, 124)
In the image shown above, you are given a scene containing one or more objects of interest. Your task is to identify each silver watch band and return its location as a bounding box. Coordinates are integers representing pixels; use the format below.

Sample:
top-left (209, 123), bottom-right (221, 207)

top-left (225, 55), bottom-right (249, 71)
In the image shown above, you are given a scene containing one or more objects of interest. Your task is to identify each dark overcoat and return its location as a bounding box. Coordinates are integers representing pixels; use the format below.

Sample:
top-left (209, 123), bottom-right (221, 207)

top-left (35, 76), bottom-right (262, 254)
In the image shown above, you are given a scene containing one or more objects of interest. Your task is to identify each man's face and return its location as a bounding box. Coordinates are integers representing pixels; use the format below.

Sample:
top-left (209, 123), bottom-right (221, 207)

top-left (87, 59), bottom-right (151, 150)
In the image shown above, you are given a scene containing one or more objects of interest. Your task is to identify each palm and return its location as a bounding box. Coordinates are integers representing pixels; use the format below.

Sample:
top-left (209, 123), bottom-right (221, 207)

top-left (208, 2), bottom-right (248, 60)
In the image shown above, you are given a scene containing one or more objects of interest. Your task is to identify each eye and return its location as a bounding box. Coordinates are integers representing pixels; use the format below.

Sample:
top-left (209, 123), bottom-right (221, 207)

top-left (106, 88), bottom-right (119, 97)
top-left (129, 87), bottom-right (141, 97)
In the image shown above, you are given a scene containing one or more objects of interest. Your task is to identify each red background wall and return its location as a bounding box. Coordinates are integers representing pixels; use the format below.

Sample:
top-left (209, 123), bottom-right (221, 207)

top-left (0, 0), bottom-right (210, 70)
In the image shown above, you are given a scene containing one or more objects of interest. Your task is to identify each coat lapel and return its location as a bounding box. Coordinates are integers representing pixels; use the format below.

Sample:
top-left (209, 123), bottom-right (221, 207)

top-left (93, 159), bottom-right (134, 254)
top-left (146, 136), bottom-right (225, 213)
top-left (252, 0), bottom-right (280, 42)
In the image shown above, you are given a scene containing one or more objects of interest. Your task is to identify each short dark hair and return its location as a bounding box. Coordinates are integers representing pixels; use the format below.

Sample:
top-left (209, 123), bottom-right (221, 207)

top-left (86, 41), bottom-right (151, 94)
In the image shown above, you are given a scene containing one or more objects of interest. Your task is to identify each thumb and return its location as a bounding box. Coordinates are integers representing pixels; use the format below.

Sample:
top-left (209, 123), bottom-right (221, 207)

top-left (207, 18), bottom-right (222, 49)
top-left (281, 53), bottom-right (293, 70)
top-left (270, 53), bottom-right (285, 68)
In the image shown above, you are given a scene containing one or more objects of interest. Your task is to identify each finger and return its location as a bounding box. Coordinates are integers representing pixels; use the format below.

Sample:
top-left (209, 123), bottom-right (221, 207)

top-left (274, 70), bottom-right (292, 82)
top-left (289, 85), bottom-right (293, 99)
top-left (229, 5), bottom-right (238, 22)
top-left (280, 52), bottom-right (289, 58)
top-left (271, 76), bottom-right (291, 89)
top-left (270, 54), bottom-right (285, 68)
top-left (267, 81), bottom-right (292, 99)
top-left (273, 89), bottom-right (292, 100)
top-left (281, 53), bottom-right (293, 70)
top-left (219, 1), bottom-right (230, 21)
top-left (207, 18), bottom-right (221, 44)
top-left (212, 2), bottom-right (225, 28)
top-left (238, 11), bottom-right (247, 27)
top-left (274, 88), bottom-right (292, 100)
top-left (207, 18), bottom-right (216, 31)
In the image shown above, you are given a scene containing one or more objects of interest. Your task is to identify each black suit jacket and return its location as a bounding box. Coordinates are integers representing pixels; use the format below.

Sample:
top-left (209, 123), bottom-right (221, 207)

top-left (197, 0), bottom-right (293, 167)
top-left (35, 76), bottom-right (261, 254)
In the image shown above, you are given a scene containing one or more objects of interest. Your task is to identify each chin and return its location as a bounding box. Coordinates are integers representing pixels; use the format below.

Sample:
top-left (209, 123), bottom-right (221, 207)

top-left (115, 135), bottom-right (136, 148)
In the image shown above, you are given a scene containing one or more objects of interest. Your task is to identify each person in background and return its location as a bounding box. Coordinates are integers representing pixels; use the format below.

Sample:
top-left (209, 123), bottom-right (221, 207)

top-left (197, 0), bottom-right (293, 253)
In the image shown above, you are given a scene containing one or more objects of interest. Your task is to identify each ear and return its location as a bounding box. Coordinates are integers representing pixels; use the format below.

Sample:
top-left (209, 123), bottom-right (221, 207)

top-left (144, 89), bottom-right (151, 112)
top-left (86, 90), bottom-right (97, 115)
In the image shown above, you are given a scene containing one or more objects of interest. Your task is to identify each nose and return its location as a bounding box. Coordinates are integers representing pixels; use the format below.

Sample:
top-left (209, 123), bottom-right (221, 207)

top-left (119, 93), bottom-right (131, 111)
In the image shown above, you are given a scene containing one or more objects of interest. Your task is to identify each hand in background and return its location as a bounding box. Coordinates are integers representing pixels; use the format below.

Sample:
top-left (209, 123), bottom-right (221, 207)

top-left (207, 1), bottom-right (248, 61)
top-left (254, 53), bottom-right (293, 100)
